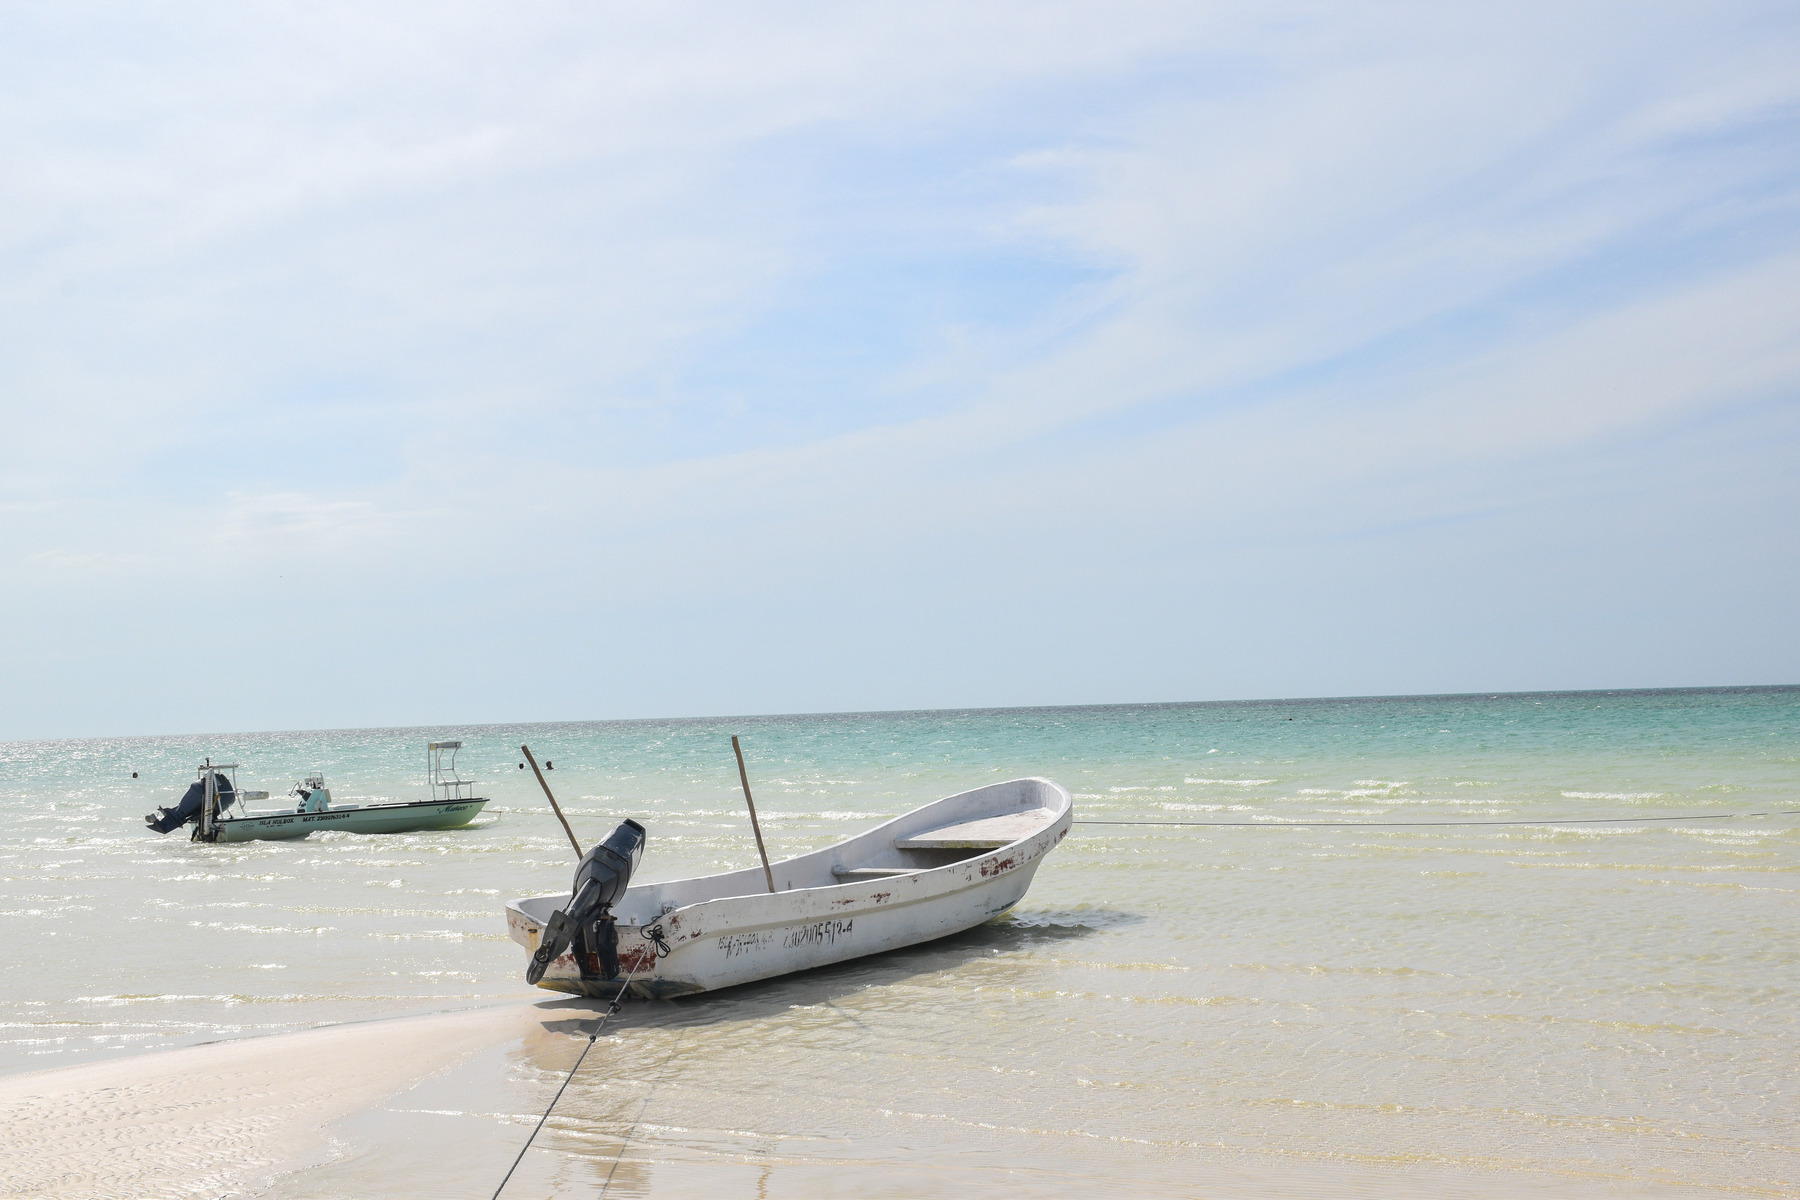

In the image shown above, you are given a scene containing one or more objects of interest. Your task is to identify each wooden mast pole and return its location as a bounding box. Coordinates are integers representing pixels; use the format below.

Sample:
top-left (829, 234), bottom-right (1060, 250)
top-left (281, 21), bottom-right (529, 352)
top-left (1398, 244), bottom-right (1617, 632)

top-left (731, 735), bottom-right (777, 893)
top-left (521, 744), bottom-right (582, 858)
top-left (200, 758), bottom-right (214, 841)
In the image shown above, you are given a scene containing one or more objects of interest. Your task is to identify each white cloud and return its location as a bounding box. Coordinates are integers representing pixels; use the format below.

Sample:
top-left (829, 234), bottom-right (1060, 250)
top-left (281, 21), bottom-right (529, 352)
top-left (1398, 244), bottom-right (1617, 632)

top-left (0, 2), bottom-right (1797, 735)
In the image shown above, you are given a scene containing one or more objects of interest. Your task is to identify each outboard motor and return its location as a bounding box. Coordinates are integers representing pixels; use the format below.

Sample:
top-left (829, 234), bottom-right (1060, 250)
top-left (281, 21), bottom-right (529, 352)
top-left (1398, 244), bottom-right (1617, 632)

top-left (527, 819), bottom-right (646, 985)
top-left (145, 773), bottom-right (236, 834)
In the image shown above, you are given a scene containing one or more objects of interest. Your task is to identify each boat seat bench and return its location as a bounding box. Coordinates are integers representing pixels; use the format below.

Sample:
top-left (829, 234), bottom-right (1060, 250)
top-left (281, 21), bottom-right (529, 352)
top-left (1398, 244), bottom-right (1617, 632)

top-left (892, 809), bottom-right (1057, 850)
top-left (828, 809), bottom-right (1059, 881)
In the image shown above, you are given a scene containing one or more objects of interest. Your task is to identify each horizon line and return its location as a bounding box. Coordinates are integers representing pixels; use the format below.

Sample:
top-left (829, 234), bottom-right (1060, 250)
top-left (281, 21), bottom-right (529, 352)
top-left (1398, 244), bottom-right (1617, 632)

top-left (8, 681), bottom-right (1796, 747)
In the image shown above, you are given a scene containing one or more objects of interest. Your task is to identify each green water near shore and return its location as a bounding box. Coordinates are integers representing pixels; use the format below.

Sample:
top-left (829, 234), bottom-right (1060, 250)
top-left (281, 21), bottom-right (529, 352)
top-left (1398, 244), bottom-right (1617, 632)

top-left (2, 687), bottom-right (1796, 1193)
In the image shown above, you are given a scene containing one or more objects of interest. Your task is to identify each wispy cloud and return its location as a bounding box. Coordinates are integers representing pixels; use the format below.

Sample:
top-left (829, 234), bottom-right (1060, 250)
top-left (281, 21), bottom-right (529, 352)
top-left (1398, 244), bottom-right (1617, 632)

top-left (0, 2), bottom-right (1796, 736)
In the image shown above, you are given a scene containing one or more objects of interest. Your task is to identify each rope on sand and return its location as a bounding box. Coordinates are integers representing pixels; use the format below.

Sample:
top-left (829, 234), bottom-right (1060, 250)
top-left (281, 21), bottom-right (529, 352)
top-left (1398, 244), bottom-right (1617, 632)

top-left (491, 963), bottom-right (643, 1200)
top-left (598, 1028), bottom-right (687, 1198)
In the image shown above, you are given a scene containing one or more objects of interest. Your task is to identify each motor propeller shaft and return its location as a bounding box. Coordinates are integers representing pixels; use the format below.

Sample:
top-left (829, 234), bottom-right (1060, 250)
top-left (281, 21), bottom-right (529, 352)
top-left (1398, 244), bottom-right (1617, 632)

top-left (526, 819), bottom-right (646, 985)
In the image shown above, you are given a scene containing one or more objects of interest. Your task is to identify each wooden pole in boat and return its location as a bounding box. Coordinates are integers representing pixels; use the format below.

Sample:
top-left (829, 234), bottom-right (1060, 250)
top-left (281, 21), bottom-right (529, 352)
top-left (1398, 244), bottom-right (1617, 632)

top-left (731, 735), bottom-right (777, 893)
top-left (201, 759), bottom-right (215, 842)
top-left (521, 744), bottom-right (582, 858)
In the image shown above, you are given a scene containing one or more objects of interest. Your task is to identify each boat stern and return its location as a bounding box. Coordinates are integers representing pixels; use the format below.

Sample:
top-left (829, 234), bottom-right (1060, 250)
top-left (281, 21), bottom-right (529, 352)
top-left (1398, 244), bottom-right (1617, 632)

top-left (506, 897), bottom-right (698, 998)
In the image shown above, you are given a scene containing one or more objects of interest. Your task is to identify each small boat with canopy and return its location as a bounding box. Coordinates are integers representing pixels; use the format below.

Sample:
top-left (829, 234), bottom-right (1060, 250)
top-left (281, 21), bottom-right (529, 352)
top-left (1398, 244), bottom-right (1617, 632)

top-left (145, 741), bottom-right (490, 841)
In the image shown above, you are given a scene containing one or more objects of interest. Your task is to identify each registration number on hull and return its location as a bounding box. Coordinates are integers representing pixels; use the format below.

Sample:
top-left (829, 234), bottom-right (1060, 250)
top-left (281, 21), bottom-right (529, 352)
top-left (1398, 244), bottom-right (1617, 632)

top-left (719, 918), bottom-right (854, 959)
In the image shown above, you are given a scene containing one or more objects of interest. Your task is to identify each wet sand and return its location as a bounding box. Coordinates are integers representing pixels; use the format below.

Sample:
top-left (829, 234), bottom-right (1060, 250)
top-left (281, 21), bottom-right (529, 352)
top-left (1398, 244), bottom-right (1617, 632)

top-left (3, 988), bottom-right (1777, 1200)
top-left (0, 1000), bottom-right (570, 1200)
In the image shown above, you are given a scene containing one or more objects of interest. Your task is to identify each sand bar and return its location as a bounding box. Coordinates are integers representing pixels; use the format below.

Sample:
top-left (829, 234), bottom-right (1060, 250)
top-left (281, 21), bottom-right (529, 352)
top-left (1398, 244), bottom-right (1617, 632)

top-left (0, 1000), bottom-right (583, 1200)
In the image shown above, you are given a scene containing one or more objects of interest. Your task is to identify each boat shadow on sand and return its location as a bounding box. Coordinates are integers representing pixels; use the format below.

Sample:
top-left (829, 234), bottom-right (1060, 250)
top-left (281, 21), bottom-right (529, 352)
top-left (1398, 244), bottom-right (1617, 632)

top-left (530, 908), bottom-right (1144, 1037)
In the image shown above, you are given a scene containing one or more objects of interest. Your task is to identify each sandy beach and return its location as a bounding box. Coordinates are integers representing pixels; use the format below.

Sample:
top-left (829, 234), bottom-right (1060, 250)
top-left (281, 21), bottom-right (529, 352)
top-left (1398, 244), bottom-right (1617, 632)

top-left (0, 997), bottom-right (1571, 1200)
top-left (0, 1000), bottom-right (585, 1200)
top-left (4, 971), bottom-right (1789, 1200)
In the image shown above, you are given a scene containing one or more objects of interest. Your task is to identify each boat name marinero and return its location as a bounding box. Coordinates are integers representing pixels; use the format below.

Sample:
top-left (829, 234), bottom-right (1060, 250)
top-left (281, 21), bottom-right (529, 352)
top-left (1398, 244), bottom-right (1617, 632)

top-left (783, 919), bottom-right (853, 950)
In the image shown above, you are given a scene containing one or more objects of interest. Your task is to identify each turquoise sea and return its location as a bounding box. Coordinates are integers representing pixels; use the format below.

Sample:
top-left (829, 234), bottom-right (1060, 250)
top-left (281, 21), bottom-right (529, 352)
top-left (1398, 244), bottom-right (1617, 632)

top-left (2, 687), bottom-right (1796, 1195)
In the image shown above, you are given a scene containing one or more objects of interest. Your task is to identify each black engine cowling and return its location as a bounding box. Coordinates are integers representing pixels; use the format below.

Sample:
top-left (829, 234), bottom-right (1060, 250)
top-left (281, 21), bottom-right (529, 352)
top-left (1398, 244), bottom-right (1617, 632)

top-left (145, 773), bottom-right (236, 834)
top-left (527, 819), bottom-right (646, 985)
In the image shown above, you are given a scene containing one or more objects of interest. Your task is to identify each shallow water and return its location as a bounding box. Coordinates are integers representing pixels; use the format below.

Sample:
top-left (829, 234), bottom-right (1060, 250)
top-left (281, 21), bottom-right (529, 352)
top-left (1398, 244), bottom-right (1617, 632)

top-left (4, 688), bottom-right (1797, 1194)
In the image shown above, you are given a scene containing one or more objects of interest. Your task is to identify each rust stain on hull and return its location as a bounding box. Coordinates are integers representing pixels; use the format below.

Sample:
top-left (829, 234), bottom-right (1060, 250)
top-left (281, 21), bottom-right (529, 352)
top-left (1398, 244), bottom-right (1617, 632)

top-left (618, 946), bottom-right (658, 974)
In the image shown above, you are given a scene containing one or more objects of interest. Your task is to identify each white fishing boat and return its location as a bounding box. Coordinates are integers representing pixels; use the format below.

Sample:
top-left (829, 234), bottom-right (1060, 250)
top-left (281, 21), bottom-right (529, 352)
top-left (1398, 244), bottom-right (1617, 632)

top-left (505, 776), bottom-right (1073, 999)
top-left (146, 742), bottom-right (490, 842)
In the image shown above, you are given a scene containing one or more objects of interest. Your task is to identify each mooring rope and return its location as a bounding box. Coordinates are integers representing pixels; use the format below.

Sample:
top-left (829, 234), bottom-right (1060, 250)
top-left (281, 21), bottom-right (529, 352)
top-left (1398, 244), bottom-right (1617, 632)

top-left (597, 1027), bottom-right (688, 1198)
top-left (491, 961), bottom-right (644, 1200)
top-left (1078, 808), bottom-right (1800, 829)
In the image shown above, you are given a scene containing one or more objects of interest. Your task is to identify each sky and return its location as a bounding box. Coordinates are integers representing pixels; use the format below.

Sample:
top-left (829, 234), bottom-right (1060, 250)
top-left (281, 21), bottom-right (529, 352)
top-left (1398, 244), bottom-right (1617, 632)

top-left (2, 2), bottom-right (1798, 739)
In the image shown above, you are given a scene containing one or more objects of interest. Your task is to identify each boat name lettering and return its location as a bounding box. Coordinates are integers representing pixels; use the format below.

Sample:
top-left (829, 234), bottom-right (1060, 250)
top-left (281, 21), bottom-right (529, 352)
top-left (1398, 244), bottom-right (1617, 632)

top-left (783, 919), bottom-right (852, 949)
top-left (718, 932), bottom-right (774, 959)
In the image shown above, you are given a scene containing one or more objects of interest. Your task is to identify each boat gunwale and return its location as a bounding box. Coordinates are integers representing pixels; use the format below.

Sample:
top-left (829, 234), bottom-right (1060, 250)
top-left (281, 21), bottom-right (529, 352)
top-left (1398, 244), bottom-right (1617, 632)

top-left (210, 797), bottom-right (493, 841)
top-left (218, 795), bottom-right (491, 825)
top-left (506, 776), bottom-right (1072, 934)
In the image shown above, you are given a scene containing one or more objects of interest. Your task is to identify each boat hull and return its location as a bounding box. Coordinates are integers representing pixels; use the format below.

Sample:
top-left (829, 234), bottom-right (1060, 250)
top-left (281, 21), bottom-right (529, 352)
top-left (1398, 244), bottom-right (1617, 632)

top-left (506, 777), bottom-right (1072, 999)
top-left (211, 798), bottom-right (489, 842)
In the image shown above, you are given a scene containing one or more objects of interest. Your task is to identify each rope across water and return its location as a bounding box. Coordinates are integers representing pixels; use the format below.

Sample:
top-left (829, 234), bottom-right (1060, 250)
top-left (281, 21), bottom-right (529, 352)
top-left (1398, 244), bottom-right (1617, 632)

top-left (491, 960), bottom-right (644, 1200)
top-left (1077, 808), bottom-right (1800, 829)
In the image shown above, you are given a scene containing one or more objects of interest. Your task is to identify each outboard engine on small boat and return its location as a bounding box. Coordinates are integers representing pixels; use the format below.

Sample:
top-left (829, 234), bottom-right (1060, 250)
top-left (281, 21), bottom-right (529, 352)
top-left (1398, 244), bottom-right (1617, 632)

top-left (145, 773), bottom-right (236, 834)
top-left (526, 819), bottom-right (646, 985)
